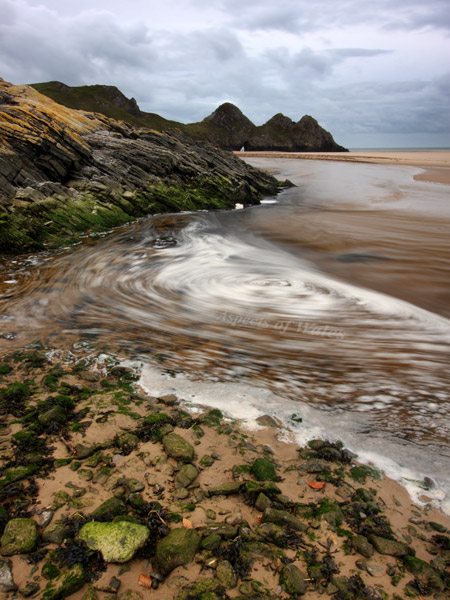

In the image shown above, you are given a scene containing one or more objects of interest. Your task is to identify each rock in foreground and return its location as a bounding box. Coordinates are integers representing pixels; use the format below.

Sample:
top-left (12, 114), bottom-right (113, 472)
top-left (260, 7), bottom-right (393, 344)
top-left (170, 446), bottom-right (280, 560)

top-left (79, 521), bottom-right (150, 563)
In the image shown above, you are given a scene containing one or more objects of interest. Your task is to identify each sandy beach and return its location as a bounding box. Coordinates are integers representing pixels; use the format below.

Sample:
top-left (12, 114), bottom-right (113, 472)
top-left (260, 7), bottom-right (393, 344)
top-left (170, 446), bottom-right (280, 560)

top-left (235, 150), bottom-right (450, 185)
top-left (0, 347), bottom-right (449, 599)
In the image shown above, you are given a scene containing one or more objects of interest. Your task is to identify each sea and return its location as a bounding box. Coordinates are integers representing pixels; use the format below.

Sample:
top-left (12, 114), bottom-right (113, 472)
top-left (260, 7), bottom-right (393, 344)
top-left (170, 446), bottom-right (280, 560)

top-left (1, 153), bottom-right (449, 513)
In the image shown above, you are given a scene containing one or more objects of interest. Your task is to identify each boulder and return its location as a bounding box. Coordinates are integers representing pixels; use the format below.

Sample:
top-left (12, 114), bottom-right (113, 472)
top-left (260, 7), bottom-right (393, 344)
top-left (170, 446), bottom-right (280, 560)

top-left (369, 535), bottom-right (408, 557)
top-left (79, 521), bottom-right (149, 563)
top-left (153, 528), bottom-right (200, 576)
top-left (175, 464), bottom-right (198, 488)
top-left (280, 563), bottom-right (307, 596)
top-left (91, 497), bottom-right (127, 521)
top-left (261, 507), bottom-right (308, 532)
top-left (250, 458), bottom-right (277, 482)
top-left (0, 518), bottom-right (39, 555)
top-left (162, 433), bottom-right (194, 463)
top-left (40, 563), bottom-right (85, 600)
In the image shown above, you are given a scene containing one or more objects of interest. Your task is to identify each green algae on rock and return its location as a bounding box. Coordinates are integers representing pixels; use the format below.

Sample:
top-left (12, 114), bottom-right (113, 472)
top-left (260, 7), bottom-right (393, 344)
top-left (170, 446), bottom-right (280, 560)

top-left (162, 432), bottom-right (195, 463)
top-left (41, 563), bottom-right (85, 600)
top-left (79, 521), bottom-right (150, 563)
top-left (0, 518), bottom-right (39, 556)
top-left (153, 528), bottom-right (200, 576)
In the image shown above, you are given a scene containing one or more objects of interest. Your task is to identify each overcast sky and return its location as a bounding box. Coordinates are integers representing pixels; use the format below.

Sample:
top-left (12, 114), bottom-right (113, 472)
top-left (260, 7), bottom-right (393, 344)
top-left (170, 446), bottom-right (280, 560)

top-left (1, 0), bottom-right (449, 147)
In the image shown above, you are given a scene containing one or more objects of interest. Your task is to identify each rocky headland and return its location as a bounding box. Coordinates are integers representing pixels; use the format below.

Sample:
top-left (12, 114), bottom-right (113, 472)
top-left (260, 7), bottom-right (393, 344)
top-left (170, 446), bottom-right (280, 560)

top-left (0, 78), bottom-right (282, 252)
top-left (31, 82), bottom-right (348, 153)
top-left (0, 346), bottom-right (449, 600)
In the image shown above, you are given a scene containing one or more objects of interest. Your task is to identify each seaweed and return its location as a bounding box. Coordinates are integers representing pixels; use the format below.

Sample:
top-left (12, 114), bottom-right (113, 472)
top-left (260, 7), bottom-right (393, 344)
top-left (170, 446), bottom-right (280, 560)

top-left (332, 574), bottom-right (383, 599)
top-left (215, 537), bottom-right (252, 578)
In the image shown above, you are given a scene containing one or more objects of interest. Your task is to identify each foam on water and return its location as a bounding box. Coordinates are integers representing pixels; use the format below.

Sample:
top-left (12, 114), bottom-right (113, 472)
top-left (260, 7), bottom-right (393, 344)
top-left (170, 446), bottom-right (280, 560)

top-left (138, 363), bottom-right (450, 514)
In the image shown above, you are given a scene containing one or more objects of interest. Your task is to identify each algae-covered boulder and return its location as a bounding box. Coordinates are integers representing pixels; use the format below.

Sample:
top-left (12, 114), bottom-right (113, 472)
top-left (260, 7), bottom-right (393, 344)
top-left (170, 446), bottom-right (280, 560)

top-left (153, 528), bottom-right (200, 576)
top-left (162, 433), bottom-right (194, 463)
top-left (206, 482), bottom-right (242, 497)
top-left (91, 497), bottom-right (127, 521)
top-left (250, 458), bottom-right (277, 482)
top-left (369, 535), bottom-right (408, 557)
top-left (38, 406), bottom-right (68, 428)
top-left (352, 534), bottom-right (375, 558)
top-left (216, 560), bottom-right (237, 589)
top-left (175, 464), bottom-right (198, 488)
top-left (42, 521), bottom-right (71, 545)
top-left (280, 563), bottom-right (307, 596)
top-left (41, 563), bottom-right (85, 600)
top-left (0, 518), bottom-right (39, 555)
top-left (79, 521), bottom-right (149, 563)
top-left (261, 507), bottom-right (308, 533)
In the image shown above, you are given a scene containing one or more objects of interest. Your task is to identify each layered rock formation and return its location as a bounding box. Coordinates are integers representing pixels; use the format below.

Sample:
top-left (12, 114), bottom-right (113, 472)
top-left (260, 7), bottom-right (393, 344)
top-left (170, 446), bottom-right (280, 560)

top-left (31, 81), bottom-right (347, 152)
top-left (195, 104), bottom-right (347, 152)
top-left (0, 79), bottom-right (280, 252)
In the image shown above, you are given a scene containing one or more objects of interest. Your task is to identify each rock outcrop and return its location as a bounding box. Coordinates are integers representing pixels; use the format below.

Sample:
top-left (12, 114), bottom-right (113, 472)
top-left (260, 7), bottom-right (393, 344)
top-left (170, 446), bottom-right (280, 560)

top-left (0, 79), bottom-right (280, 252)
top-left (31, 81), bottom-right (348, 152)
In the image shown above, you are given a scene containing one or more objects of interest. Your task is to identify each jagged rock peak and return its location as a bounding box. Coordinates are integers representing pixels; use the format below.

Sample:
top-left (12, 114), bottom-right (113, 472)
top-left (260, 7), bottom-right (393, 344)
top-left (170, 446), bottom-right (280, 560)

top-left (263, 113), bottom-right (295, 129)
top-left (203, 103), bottom-right (254, 130)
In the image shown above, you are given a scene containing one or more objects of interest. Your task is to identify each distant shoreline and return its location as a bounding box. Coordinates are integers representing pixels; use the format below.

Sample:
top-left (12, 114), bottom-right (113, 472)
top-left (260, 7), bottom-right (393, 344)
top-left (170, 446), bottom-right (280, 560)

top-left (235, 150), bottom-right (450, 185)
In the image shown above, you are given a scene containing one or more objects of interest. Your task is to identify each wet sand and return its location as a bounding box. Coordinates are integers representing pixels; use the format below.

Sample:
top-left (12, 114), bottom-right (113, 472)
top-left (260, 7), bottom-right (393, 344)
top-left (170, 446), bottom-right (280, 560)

top-left (235, 150), bottom-right (450, 185)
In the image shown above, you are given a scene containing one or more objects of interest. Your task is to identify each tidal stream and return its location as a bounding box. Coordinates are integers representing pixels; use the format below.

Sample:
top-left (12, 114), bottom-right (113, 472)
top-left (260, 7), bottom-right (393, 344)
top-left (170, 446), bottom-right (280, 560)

top-left (1, 158), bottom-right (450, 510)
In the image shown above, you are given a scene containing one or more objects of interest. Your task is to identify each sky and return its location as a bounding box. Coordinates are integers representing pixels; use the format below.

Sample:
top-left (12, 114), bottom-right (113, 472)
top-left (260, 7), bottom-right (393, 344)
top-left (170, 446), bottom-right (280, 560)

top-left (1, 0), bottom-right (450, 148)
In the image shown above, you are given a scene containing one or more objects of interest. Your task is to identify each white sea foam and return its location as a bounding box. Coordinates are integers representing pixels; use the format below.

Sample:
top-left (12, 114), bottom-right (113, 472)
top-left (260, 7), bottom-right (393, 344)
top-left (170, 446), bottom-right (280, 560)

top-left (138, 363), bottom-right (450, 515)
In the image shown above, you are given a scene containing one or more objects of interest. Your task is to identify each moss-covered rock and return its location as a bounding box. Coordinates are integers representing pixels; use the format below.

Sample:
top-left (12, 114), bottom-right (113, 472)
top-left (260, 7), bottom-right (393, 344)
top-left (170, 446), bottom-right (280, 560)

top-left (261, 507), bottom-right (308, 532)
top-left (206, 482), bottom-right (242, 497)
top-left (216, 560), bottom-right (237, 589)
top-left (79, 521), bottom-right (149, 563)
top-left (91, 497), bottom-right (127, 521)
top-left (38, 405), bottom-right (68, 428)
top-left (352, 534), bottom-right (374, 558)
top-left (162, 433), bottom-right (194, 463)
top-left (42, 522), bottom-right (71, 545)
top-left (175, 464), bottom-right (198, 489)
top-left (153, 528), bottom-right (200, 576)
top-left (280, 563), bottom-right (306, 596)
top-left (0, 518), bottom-right (39, 555)
top-left (41, 563), bottom-right (85, 600)
top-left (0, 464), bottom-right (37, 486)
top-left (250, 458), bottom-right (277, 482)
top-left (369, 535), bottom-right (408, 557)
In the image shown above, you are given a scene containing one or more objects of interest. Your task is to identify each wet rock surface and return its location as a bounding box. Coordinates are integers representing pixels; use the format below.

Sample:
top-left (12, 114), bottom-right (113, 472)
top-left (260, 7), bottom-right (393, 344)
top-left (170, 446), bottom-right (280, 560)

top-left (0, 79), bottom-right (282, 252)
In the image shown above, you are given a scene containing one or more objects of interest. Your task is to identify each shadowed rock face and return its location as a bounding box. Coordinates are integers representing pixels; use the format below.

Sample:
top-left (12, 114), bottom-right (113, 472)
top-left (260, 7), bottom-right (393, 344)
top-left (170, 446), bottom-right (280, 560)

top-left (0, 79), bottom-right (280, 252)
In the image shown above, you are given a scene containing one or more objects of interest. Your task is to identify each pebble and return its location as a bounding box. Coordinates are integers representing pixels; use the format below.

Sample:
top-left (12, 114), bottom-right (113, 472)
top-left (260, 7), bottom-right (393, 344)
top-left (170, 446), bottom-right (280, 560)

top-left (39, 510), bottom-right (53, 528)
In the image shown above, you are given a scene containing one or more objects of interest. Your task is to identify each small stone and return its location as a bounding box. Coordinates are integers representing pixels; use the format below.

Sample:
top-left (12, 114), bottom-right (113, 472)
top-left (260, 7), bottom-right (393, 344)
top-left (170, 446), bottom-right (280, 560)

top-left (0, 559), bottom-right (17, 593)
top-left (173, 487), bottom-right (189, 500)
top-left (81, 584), bottom-right (98, 600)
top-left (19, 580), bottom-right (40, 596)
top-left (200, 534), bottom-right (221, 550)
top-left (102, 577), bottom-right (121, 593)
top-left (365, 562), bottom-right (385, 577)
top-left (255, 415), bottom-right (280, 428)
top-left (78, 469), bottom-right (93, 482)
top-left (199, 455), bottom-right (215, 467)
top-left (39, 510), bottom-right (53, 529)
top-left (0, 518), bottom-right (39, 555)
top-left (254, 492), bottom-right (272, 512)
top-left (118, 590), bottom-right (143, 600)
top-left (158, 394), bottom-right (178, 406)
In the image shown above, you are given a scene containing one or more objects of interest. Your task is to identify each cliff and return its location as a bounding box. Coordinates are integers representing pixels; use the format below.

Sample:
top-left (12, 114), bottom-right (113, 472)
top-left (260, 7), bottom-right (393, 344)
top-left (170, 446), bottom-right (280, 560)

top-left (31, 81), bottom-right (347, 152)
top-left (0, 79), bottom-right (280, 253)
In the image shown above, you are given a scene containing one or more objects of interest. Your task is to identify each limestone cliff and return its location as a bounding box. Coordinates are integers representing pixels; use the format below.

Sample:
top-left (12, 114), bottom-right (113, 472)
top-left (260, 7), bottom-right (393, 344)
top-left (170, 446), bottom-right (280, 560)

top-left (0, 79), bottom-right (280, 252)
top-left (32, 82), bottom-right (347, 152)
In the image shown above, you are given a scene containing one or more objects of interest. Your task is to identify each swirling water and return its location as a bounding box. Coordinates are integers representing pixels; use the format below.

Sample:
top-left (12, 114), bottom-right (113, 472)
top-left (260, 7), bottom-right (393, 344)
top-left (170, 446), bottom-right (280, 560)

top-left (1, 158), bottom-right (450, 509)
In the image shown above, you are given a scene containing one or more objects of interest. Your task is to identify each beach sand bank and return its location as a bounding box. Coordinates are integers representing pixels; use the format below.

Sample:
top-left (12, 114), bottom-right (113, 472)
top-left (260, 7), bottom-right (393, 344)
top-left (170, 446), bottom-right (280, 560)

top-left (235, 150), bottom-right (450, 185)
top-left (0, 348), bottom-right (448, 599)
